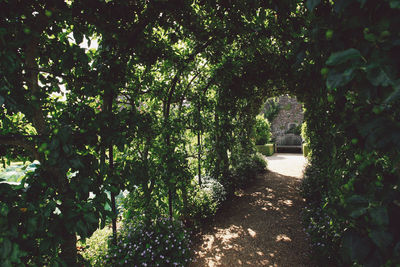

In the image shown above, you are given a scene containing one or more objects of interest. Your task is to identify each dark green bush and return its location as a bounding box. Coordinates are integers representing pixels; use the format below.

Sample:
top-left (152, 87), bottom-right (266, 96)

top-left (252, 153), bottom-right (267, 173)
top-left (184, 176), bottom-right (227, 227)
top-left (262, 98), bottom-right (280, 122)
top-left (254, 115), bottom-right (271, 145)
top-left (231, 154), bottom-right (266, 188)
top-left (299, 1), bottom-right (400, 265)
top-left (286, 124), bottom-right (301, 135)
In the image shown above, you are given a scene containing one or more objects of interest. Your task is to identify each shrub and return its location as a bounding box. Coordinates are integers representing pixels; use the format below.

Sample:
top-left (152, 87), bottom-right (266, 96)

top-left (301, 148), bottom-right (400, 266)
top-left (253, 153), bottom-right (267, 173)
top-left (103, 218), bottom-right (191, 266)
top-left (256, 144), bottom-right (274, 156)
top-left (301, 122), bottom-right (311, 157)
top-left (185, 176), bottom-right (227, 227)
top-left (79, 226), bottom-right (112, 266)
top-left (232, 158), bottom-right (255, 188)
top-left (254, 115), bottom-right (271, 145)
top-left (262, 97), bottom-right (280, 122)
top-left (301, 122), bottom-right (309, 144)
top-left (231, 154), bottom-right (266, 188)
top-left (286, 124), bottom-right (301, 135)
top-left (200, 176), bottom-right (227, 205)
top-left (302, 143), bottom-right (311, 157)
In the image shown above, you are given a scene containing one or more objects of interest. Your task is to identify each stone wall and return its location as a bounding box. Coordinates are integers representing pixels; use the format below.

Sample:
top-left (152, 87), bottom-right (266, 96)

top-left (270, 95), bottom-right (304, 146)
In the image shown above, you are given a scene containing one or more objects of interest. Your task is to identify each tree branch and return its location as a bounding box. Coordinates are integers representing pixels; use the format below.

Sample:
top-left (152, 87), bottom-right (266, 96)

top-left (25, 39), bottom-right (47, 135)
top-left (0, 135), bottom-right (40, 161)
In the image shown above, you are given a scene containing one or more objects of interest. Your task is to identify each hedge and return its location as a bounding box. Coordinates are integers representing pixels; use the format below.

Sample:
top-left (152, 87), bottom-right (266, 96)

top-left (256, 144), bottom-right (274, 156)
top-left (302, 143), bottom-right (311, 157)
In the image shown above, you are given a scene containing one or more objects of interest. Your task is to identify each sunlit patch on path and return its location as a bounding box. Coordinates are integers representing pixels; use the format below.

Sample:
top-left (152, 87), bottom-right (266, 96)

top-left (190, 153), bottom-right (312, 267)
top-left (265, 153), bottom-right (307, 178)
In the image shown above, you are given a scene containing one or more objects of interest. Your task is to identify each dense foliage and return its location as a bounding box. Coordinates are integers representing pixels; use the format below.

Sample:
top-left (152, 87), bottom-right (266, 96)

top-left (184, 176), bottom-right (227, 228)
top-left (299, 1), bottom-right (400, 266)
top-left (254, 115), bottom-right (271, 145)
top-left (0, 0), bottom-right (399, 266)
top-left (0, 1), bottom-right (277, 265)
top-left (261, 97), bottom-right (280, 123)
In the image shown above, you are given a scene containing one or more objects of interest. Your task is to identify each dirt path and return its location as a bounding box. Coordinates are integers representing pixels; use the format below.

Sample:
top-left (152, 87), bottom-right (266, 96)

top-left (190, 153), bottom-right (312, 267)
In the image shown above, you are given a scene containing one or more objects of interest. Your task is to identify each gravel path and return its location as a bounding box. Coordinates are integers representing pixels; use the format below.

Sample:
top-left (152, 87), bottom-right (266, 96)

top-left (190, 153), bottom-right (312, 267)
top-left (265, 153), bottom-right (307, 178)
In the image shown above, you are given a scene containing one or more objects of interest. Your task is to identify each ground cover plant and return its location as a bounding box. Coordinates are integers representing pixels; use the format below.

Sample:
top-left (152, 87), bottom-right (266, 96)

top-left (103, 218), bottom-right (191, 266)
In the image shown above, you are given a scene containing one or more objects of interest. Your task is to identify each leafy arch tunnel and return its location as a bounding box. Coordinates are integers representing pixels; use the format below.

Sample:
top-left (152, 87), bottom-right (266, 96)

top-left (0, 1), bottom-right (399, 266)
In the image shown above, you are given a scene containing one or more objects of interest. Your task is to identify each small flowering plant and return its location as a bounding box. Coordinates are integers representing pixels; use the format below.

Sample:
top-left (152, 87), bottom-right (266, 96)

top-left (184, 175), bottom-right (227, 227)
top-left (103, 217), bottom-right (191, 266)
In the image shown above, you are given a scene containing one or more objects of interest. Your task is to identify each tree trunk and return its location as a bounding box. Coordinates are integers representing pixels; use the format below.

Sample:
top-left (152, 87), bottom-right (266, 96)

top-left (214, 111), bottom-right (221, 179)
top-left (60, 231), bottom-right (77, 266)
top-left (197, 103), bottom-right (202, 186)
top-left (168, 187), bottom-right (173, 219)
top-left (106, 86), bottom-right (117, 238)
top-left (198, 130), bottom-right (202, 186)
top-left (58, 187), bottom-right (78, 265)
top-left (109, 143), bottom-right (117, 238)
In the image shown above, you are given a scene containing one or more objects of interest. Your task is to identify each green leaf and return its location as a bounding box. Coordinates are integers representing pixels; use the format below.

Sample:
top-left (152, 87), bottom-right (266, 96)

top-left (384, 83), bottom-right (400, 104)
top-left (326, 48), bottom-right (361, 66)
top-left (366, 64), bottom-right (394, 86)
top-left (394, 242), bottom-right (400, 259)
top-left (334, 0), bottom-right (353, 13)
top-left (9, 243), bottom-right (19, 262)
top-left (357, 0), bottom-right (367, 7)
top-left (76, 220), bottom-right (88, 237)
top-left (346, 195), bottom-right (369, 218)
top-left (1, 238), bottom-right (12, 259)
top-left (86, 36), bottom-right (91, 47)
top-left (39, 238), bottom-right (52, 252)
top-left (364, 30), bottom-right (377, 42)
top-left (390, 0), bottom-right (400, 9)
top-left (70, 158), bottom-right (84, 169)
top-left (58, 127), bottom-right (71, 143)
top-left (369, 230), bottom-right (392, 249)
top-left (347, 195), bottom-right (368, 204)
top-left (49, 138), bottom-right (60, 150)
top-left (363, 250), bottom-right (384, 267)
top-left (0, 203), bottom-right (9, 216)
top-left (350, 206), bottom-right (368, 218)
top-left (326, 68), bottom-right (356, 89)
top-left (62, 144), bottom-right (71, 154)
top-left (369, 206), bottom-right (389, 226)
top-left (341, 230), bottom-right (372, 262)
top-left (73, 30), bottom-right (83, 44)
top-left (83, 213), bottom-right (98, 225)
top-left (0, 260), bottom-right (12, 267)
top-left (306, 0), bottom-right (321, 11)
top-left (27, 217), bottom-right (37, 233)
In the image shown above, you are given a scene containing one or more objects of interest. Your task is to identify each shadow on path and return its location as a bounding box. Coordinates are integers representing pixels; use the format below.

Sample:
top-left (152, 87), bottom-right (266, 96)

top-left (190, 156), bottom-right (312, 267)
